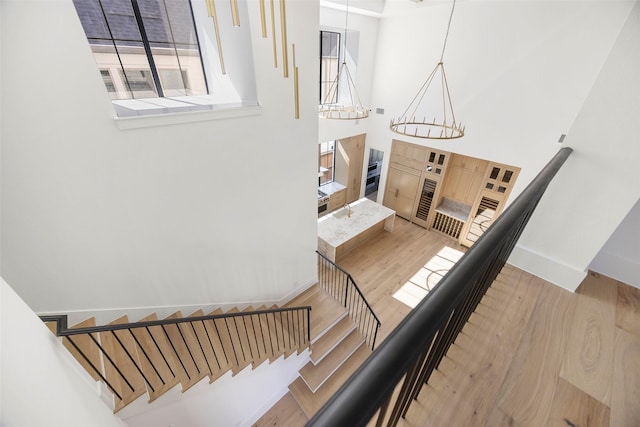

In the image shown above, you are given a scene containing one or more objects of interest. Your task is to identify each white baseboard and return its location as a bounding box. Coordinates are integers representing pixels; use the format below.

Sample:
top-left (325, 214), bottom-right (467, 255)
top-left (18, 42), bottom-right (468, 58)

top-left (589, 250), bottom-right (640, 289)
top-left (508, 245), bottom-right (587, 292)
top-left (37, 278), bottom-right (318, 326)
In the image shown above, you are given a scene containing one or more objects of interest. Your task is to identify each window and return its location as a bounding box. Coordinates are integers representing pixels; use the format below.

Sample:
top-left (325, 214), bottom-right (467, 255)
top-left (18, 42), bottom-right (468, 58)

top-left (72, 0), bottom-right (208, 100)
top-left (100, 69), bottom-right (117, 95)
top-left (119, 69), bottom-right (156, 98)
top-left (320, 31), bottom-right (340, 104)
top-left (319, 141), bottom-right (336, 185)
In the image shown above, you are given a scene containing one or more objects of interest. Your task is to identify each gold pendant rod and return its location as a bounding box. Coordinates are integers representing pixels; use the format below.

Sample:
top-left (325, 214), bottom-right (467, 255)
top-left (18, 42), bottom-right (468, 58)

top-left (280, 0), bottom-right (289, 78)
top-left (270, 0), bottom-right (277, 67)
top-left (259, 0), bottom-right (267, 37)
top-left (230, 0), bottom-right (240, 27)
top-left (293, 43), bottom-right (299, 119)
top-left (205, 0), bottom-right (226, 74)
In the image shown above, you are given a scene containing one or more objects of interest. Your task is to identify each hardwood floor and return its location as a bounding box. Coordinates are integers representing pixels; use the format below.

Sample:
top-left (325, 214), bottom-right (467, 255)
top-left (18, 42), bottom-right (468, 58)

top-left (255, 218), bottom-right (640, 426)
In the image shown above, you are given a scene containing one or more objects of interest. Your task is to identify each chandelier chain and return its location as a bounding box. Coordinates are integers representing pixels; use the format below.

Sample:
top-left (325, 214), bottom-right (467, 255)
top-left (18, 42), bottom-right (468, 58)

top-left (343, 0), bottom-right (350, 65)
top-left (440, 0), bottom-right (457, 63)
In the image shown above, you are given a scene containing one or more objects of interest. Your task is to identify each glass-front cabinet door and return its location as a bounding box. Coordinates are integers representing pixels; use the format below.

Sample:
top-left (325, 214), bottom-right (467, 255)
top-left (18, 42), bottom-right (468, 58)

top-left (460, 162), bottom-right (520, 247)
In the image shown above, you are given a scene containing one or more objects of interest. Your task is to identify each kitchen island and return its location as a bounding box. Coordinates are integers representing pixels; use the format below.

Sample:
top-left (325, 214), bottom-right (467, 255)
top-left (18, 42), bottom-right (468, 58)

top-left (317, 197), bottom-right (396, 262)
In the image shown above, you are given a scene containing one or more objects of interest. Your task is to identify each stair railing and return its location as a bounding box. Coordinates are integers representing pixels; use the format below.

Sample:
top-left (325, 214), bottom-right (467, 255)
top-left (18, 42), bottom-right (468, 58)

top-left (307, 147), bottom-right (573, 427)
top-left (317, 251), bottom-right (381, 350)
top-left (41, 306), bottom-right (311, 408)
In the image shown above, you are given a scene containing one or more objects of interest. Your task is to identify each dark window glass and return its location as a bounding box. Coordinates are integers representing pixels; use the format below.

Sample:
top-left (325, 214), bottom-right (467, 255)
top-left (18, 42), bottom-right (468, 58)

top-left (320, 31), bottom-right (340, 104)
top-left (490, 167), bottom-right (500, 180)
top-left (120, 69), bottom-right (156, 97)
top-left (100, 70), bottom-right (117, 94)
top-left (319, 141), bottom-right (336, 185)
top-left (502, 170), bottom-right (513, 183)
top-left (73, 0), bottom-right (207, 99)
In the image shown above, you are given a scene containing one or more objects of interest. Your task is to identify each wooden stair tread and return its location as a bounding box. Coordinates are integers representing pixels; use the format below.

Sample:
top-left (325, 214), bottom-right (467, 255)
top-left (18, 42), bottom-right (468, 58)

top-left (188, 310), bottom-right (232, 382)
top-left (271, 308), bottom-right (305, 359)
top-left (263, 307), bottom-right (287, 362)
top-left (231, 307), bottom-right (261, 366)
top-left (50, 301), bottom-right (314, 414)
top-left (252, 392), bottom-right (309, 426)
top-left (301, 329), bottom-right (365, 392)
top-left (242, 306), bottom-right (271, 368)
top-left (163, 312), bottom-right (209, 391)
top-left (289, 343), bottom-right (372, 418)
top-left (310, 315), bottom-right (357, 364)
top-left (285, 285), bottom-right (323, 308)
top-left (293, 287), bottom-right (348, 342)
top-left (100, 315), bottom-right (147, 413)
top-left (55, 317), bottom-right (102, 382)
top-left (132, 313), bottom-right (180, 402)
top-left (210, 309), bottom-right (252, 375)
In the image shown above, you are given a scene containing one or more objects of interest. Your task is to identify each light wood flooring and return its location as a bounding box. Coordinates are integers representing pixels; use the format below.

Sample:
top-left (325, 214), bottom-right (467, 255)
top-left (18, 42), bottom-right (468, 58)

top-left (255, 218), bottom-right (640, 426)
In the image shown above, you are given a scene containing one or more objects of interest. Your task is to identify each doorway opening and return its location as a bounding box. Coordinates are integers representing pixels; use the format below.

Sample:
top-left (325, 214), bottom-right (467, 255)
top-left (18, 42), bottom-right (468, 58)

top-left (365, 149), bottom-right (384, 201)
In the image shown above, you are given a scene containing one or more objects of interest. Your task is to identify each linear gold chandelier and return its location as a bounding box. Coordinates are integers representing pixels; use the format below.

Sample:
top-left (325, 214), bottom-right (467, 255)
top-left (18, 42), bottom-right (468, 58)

top-left (319, 0), bottom-right (368, 120)
top-left (390, 0), bottom-right (464, 139)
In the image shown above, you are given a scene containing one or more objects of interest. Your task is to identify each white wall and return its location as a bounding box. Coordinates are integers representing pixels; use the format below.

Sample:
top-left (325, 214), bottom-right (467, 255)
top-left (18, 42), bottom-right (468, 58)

top-left (120, 349), bottom-right (309, 427)
top-left (0, 278), bottom-right (127, 427)
top-left (589, 198), bottom-right (640, 289)
top-left (318, 5), bottom-right (379, 144)
top-left (0, 0), bottom-right (319, 315)
top-left (509, 0), bottom-right (640, 290)
top-left (362, 0), bottom-right (638, 290)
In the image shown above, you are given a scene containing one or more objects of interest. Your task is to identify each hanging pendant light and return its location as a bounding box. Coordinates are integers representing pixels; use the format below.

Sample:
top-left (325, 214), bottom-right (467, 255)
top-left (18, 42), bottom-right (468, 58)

top-left (319, 0), bottom-right (369, 120)
top-left (390, 0), bottom-right (464, 139)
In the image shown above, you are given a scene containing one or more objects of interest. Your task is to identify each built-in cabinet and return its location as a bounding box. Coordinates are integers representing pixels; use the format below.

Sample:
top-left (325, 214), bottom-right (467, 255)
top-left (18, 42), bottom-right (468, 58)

top-left (335, 134), bottom-right (366, 204)
top-left (328, 188), bottom-right (346, 211)
top-left (383, 164), bottom-right (421, 220)
top-left (442, 155), bottom-right (488, 206)
top-left (383, 140), bottom-right (520, 247)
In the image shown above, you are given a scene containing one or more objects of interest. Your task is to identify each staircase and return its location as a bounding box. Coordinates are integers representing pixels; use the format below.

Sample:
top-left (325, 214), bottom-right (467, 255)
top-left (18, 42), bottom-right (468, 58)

top-left (42, 253), bottom-right (381, 422)
top-left (43, 304), bottom-right (311, 413)
top-left (283, 285), bottom-right (372, 419)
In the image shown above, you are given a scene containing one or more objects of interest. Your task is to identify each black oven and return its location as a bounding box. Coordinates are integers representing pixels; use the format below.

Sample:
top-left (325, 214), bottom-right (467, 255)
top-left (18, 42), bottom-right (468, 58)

top-left (318, 190), bottom-right (330, 215)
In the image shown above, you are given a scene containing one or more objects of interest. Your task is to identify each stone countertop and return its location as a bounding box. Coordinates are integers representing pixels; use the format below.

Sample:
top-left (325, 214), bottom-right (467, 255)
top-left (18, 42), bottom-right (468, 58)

top-left (319, 181), bottom-right (346, 195)
top-left (435, 197), bottom-right (472, 221)
top-left (318, 198), bottom-right (395, 248)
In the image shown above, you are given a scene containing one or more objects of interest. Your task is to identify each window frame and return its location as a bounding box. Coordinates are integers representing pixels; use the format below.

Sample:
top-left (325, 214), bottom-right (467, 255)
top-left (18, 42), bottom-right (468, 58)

top-left (319, 140), bottom-right (336, 185)
top-left (319, 30), bottom-right (341, 105)
top-left (73, 0), bottom-right (209, 100)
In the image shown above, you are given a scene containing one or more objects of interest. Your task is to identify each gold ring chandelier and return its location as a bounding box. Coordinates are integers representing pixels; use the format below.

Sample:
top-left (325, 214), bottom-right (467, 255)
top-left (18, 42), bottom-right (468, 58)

top-left (390, 0), bottom-right (464, 139)
top-left (319, 0), bottom-right (369, 120)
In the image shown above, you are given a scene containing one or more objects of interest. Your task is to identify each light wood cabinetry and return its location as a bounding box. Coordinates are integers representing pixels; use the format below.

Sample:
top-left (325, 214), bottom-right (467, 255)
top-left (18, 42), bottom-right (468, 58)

top-left (383, 164), bottom-right (421, 221)
top-left (335, 134), bottom-right (366, 204)
top-left (347, 135), bottom-right (365, 203)
top-left (383, 140), bottom-right (520, 247)
top-left (385, 141), bottom-right (450, 225)
top-left (443, 154), bottom-right (488, 206)
top-left (459, 162), bottom-right (520, 247)
top-left (389, 140), bottom-right (430, 170)
top-left (328, 188), bottom-right (346, 211)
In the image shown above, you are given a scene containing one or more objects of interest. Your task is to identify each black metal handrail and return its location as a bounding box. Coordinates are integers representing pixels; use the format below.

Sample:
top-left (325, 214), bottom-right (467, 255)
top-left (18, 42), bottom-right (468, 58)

top-left (42, 305), bottom-right (311, 407)
top-left (307, 147), bottom-right (573, 426)
top-left (41, 306), bottom-right (311, 337)
top-left (317, 251), bottom-right (381, 350)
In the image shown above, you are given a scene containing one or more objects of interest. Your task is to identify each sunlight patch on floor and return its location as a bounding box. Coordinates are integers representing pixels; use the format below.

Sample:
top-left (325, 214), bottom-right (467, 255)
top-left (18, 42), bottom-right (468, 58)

top-left (393, 246), bottom-right (465, 308)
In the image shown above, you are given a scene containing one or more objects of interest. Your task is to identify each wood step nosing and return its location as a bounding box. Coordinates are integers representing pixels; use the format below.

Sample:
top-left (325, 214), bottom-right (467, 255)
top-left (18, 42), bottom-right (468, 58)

top-left (302, 341), bottom-right (365, 393)
top-left (311, 323), bottom-right (358, 365)
top-left (288, 380), bottom-right (313, 418)
top-left (310, 311), bottom-right (349, 345)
